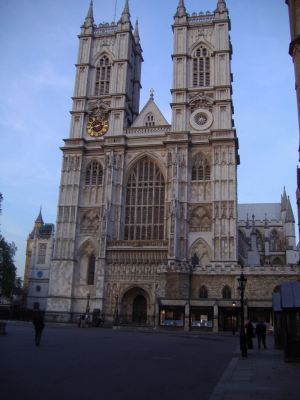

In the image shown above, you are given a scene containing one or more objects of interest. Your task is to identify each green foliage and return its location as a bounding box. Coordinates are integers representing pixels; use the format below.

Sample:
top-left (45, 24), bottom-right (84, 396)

top-left (0, 235), bottom-right (17, 298)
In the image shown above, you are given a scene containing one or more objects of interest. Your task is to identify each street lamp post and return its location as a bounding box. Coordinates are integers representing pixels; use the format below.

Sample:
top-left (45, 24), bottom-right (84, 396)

top-left (232, 301), bottom-right (236, 335)
top-left (238, 271), bottom-right (247, 358)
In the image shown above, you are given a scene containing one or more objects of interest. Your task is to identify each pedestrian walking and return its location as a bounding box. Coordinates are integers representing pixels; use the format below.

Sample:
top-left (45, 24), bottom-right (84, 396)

top-left (255, 320), bottom-right (267, 349)
top-left (245, 320), bottom-right (255, 349)
top-left (32, 309), bottom-right (45, 346)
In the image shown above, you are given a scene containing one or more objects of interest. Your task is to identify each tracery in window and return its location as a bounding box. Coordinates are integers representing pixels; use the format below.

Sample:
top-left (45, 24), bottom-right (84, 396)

top-left (145, 113), bottom-right (155, 127)
top-left (222, 285), bottom-right (231, 299)
top-left (124, 157), bottom-right (165, 240)
top-left (192, 46), bottom-right (211, 87)
top-left (87, 254), bottom-right (95, 285)
top-left (94, 55), bottom-right (111, 96)
top-left (191, 154), bottom-right (210, 181)
top-left (85, 161), bottom-right (103, 186)
top-left (199, 285), bottom-right (208, 299)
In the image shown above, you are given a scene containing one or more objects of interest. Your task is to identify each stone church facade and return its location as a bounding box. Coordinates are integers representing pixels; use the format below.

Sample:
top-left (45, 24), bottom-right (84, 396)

top-left (25, 1), bottom-right (300, 331)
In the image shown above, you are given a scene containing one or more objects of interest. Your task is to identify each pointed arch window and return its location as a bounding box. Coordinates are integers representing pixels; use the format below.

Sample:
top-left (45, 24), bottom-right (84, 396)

top-left (95, 55), bottom-right (111, 96)
top-left (270, 230), bottom-right (280, 252)
top-left (193, 46), bottom-right (211, 87)
top-left (85, 161), bottom-right (103, 186)
top-left (199, 285), bottom-right (208, 299)
top-left (124, 157), bottom-right (165, 240)
top-left (87, 254), bottom-right (95, 285)
top-left (192, 154), bottom-right (210, 181)
top-left (222, 286), bottom-right (231, 299)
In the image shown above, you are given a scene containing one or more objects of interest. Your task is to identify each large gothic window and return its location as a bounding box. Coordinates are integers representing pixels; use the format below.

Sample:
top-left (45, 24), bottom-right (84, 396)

top-left (191, 154), bottom-right (210, 181)
top-left (270, 230), bottom-right (280, 252)
top-left (85, 161), bottom-right (103, 186)
top-left (193, 46), bottom-right (211, 87)
top-left (87, 254), bottom-right (95, 285)
top-left (124, 157), bottom-right (165, 240)
top-left (94, 55), bottom-right (111, 96)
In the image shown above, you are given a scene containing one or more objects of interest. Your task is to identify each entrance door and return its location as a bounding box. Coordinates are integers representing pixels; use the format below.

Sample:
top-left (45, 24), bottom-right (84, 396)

top-left (132, 295), bottom-right (147, 324)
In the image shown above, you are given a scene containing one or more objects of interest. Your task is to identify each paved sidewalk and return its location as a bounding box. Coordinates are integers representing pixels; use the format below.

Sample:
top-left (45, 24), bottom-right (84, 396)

top-left (209, 335), bottom-right (300, 400)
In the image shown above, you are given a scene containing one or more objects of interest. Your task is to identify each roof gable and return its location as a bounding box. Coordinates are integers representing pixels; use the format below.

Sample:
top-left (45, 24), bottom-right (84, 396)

top-left (131, 98), bottom-right (170, 128)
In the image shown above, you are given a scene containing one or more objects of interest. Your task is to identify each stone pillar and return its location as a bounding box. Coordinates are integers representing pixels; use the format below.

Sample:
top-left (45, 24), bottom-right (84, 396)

top-left (184, 302), bottom-right (190, 331)
top-left (213, 302), bottom-right (219, 332)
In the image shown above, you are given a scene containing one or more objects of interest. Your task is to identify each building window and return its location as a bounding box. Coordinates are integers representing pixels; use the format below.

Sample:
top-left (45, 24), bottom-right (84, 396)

top-left (124, 157), bottom-right (165, 241)
top-left (94, 55), bottom-right (111, 96)
top-left (85, 161), bottom-right (103, 186)
top-left (36, 285), bottom-right (41, 292)
top-left (145, 113), bottom-right (155, 127)
top-left (87, 254), bottom-right (95, 285)
top-left (191, 154), bottom-right (210, 181)
top-left (199, 285), bottom-right (208, 299)
top-left (222, 286), bottom-right (231, 299)
top-left (37, 243), bottom-right (47, 264)
top-left (192, 46), bottom-right (211, 87)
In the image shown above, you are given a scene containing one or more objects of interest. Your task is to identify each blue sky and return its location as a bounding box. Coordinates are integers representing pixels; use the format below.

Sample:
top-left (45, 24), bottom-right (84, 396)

top-left (0, 0), bottom-right (298, 278)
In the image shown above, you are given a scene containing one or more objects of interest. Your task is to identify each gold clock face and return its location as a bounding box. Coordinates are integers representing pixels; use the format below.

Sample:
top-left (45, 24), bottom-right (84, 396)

top-left (87, 116), bottom-right (109, 137)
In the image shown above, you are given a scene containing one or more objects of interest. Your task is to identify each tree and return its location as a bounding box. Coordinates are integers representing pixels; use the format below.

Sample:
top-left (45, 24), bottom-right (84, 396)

top-left (0, 193), bottom-right (18, 298)
top-left (0, 236), bottom-right (17, 298)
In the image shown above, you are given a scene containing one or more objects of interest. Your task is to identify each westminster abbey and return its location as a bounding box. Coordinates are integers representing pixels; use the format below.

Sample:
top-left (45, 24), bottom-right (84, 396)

top-left (24, 1), bottom-right (299, 331)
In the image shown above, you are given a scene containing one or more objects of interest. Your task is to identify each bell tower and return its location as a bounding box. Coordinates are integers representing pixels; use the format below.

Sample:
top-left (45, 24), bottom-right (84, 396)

top-left (47, 0), bottom-right (143, 321)
top-left (169, 0), bottom-right (239, 265)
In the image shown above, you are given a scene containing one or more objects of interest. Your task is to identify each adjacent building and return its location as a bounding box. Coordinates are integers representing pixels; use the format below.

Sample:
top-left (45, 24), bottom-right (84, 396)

top-left (23, 210), bottom-right (54, 310)
top-left (286, 0), bottom-right (300, 238)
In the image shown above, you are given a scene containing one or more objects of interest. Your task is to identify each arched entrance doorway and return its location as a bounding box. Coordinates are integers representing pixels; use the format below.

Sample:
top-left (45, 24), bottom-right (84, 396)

top-left (121, 287), bottom-right (149, 325)
top-left (132, 295), bottom-right (147, 324)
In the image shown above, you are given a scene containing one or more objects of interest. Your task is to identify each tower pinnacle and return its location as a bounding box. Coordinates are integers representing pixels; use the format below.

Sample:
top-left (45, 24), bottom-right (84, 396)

top-left (84, 1), bottom-right (94, 27)
top-left (134, 19), bottom-right (140, 43)
top-left (120, 0), bottom-right (131, 23)
top-left (34, 207), bottom-right (44, 230)
top-left (175, 0), bottom-right (187, 18)
top-left (216, 0), bottom-right (228, 13)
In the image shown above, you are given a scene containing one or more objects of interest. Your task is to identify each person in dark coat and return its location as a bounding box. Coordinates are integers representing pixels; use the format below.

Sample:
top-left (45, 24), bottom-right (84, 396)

top-left (245, 320), bottom-right (255, 349)
top-left (32, 309), bottom-right (45, 346)
top-left (255, 321), bottom-right (267, 349)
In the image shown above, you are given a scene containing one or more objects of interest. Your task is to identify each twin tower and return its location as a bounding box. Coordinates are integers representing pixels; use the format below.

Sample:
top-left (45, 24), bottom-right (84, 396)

top-left (46, 0), bottom-right (239, 326)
